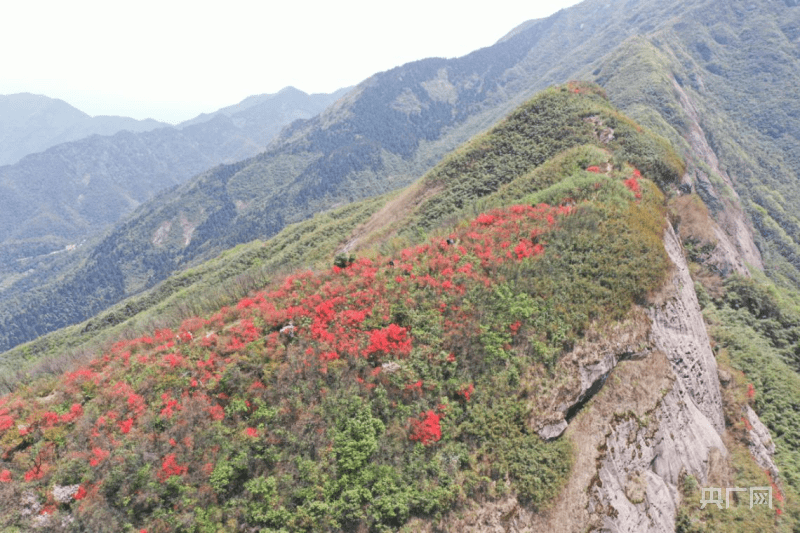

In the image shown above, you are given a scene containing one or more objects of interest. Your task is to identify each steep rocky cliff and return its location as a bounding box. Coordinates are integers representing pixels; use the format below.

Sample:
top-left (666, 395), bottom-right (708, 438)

top-left (440, 221), bottom-right (780, 532)
top-left (588, 224), bottom-right (727, 532)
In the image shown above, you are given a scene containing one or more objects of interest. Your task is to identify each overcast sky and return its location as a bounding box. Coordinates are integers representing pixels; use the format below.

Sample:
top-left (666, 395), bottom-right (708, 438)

top-left (2, 0), bottom-right (583, 124)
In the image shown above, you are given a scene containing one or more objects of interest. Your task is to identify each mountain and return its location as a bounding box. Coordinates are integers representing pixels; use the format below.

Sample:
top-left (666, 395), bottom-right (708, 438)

top-left (0, 0), bottom-right (799, 528)
top-left (587, 0), bottom-right (800, 287)
top-left (0, 0), bottom-right (712, 354)
top-left (0, 93), bottom-right (167, 166)
top-left (177, 86), bottom-right (350, 131)
top-left (0, 87), bottom-right (347, 270)
top-left (5, 0), bottom-right (796, 363)
top-left (0, 82), bottom-right (797, 531)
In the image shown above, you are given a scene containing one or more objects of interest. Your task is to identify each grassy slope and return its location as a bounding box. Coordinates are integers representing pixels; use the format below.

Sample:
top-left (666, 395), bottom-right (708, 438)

top-left (0, 83), bottom-right (684, 532)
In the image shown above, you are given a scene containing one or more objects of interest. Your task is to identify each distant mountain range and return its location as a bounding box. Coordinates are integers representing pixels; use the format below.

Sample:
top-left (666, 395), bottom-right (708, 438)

top-left (0, 93), bottom-right (167, 166)
top-left (1, 0), bottom-right (799, 362)
top-left (0, 87), bottom-right (348, 268)
top-left (176, 86), bottom-right (344, 132)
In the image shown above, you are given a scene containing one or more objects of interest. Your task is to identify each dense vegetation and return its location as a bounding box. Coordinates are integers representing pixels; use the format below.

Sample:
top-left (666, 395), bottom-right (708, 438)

top-left (671, 274), bottom-right (800, 531)
top-left (0, 84), bottom-right (684, 531)
top-left (0, 0), bottom-right (716, 357)
top-left (0, 197), bottom-right (666, 531)
top-left (706, 276), bottom-right (800, 491)
top-left (0, 84), bottom-right (678, 387)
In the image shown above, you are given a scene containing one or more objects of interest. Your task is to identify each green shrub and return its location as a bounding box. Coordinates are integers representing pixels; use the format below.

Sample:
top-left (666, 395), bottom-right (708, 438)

top-left (245, 475), bottom-right (291, 528)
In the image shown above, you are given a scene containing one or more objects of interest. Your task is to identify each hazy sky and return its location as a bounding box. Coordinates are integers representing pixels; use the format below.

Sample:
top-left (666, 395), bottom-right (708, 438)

top-left (2, 0), bottom-right (583, 124)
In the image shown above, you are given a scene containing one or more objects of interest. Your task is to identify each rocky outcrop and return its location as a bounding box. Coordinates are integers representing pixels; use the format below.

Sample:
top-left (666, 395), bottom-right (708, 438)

top-left (744, 405), bottom-right (779, 480)
top-left (444, 218), bottom-right (780, 533)
top-left (647, 224), bottom-right (725, 433)
top-left (589, 385), bottom-right (726, 532)
top-left (585, 223), bottom-right (727, 532)
top-left (671, 78), bottom-right (764, 276)
top-left (534, 313), bottom-right (652, 441)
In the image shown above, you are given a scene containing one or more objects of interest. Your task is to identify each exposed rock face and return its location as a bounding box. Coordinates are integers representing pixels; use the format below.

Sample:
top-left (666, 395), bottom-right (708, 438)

top-left (444, 220), bottom-right (780, 533)
top-left (589, 385), bottom-right (726, 532)
top-left (534, 313), bottom-right (652, 441)
top-left (539, 419), bottom-right (568, 441)
top-left (586, 223), bottom-right (727, 532)
top-left (648, 224), bottom-right (725, 434)
top-left (671, 79), bottom-right (764, 276)
top-left (744, 405), bottom-right (779, 480)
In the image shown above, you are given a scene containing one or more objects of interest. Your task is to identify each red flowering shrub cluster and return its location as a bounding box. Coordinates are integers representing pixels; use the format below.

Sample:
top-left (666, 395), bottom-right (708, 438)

top-left (0, 203), bottom-right (585, 530)
top-left (89, 447), bottom-right (110, 467)
top-left (24, 462), bottom-right (48, 481)
top-left (366, 324), bottom-right (412, 358)
top-left (409, 411), bottom-right (442, 445)
top-left (623, 168), bottom-right (642, 199)
top-left (157, 453), bottom-right (188, 482)
top-left (0, 415), bottom-right (14, 432)
top-left (459, 383), bottom-right (475, 401)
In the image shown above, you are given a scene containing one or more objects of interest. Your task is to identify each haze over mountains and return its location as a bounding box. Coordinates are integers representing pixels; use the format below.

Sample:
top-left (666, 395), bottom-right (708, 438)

top-left (0, 87), bottom-right (348, 267)
top-left (0, 93), bottom-right (167, 167)
top-left (0, 0), bottom-right (800, 530)
top-left (3, 0), bottom-right (799, 356)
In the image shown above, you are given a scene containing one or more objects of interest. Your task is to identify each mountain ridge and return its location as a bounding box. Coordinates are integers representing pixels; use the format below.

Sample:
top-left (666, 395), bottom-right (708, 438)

top-left (0, 87), bottom-right (347, 273)
top-left (0, 93), bottom-right (167, 166)
top-left (0, 82), bottom-right (795, 531)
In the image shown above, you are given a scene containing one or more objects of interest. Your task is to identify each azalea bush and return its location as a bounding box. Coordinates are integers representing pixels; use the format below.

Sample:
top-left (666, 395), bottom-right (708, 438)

top-left (0, 188), bottom-right (672, 531)
top-left (0, 82), bottom-right (680, 531)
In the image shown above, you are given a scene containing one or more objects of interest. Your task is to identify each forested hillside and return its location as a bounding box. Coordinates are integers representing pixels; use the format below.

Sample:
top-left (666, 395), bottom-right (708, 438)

top-left (0, 87), bottom-right (345, 269)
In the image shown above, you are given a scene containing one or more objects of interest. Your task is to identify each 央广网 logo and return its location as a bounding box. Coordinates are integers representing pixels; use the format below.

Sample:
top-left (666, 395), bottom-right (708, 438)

top-left (700, 486), bottom-right (772, 509)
